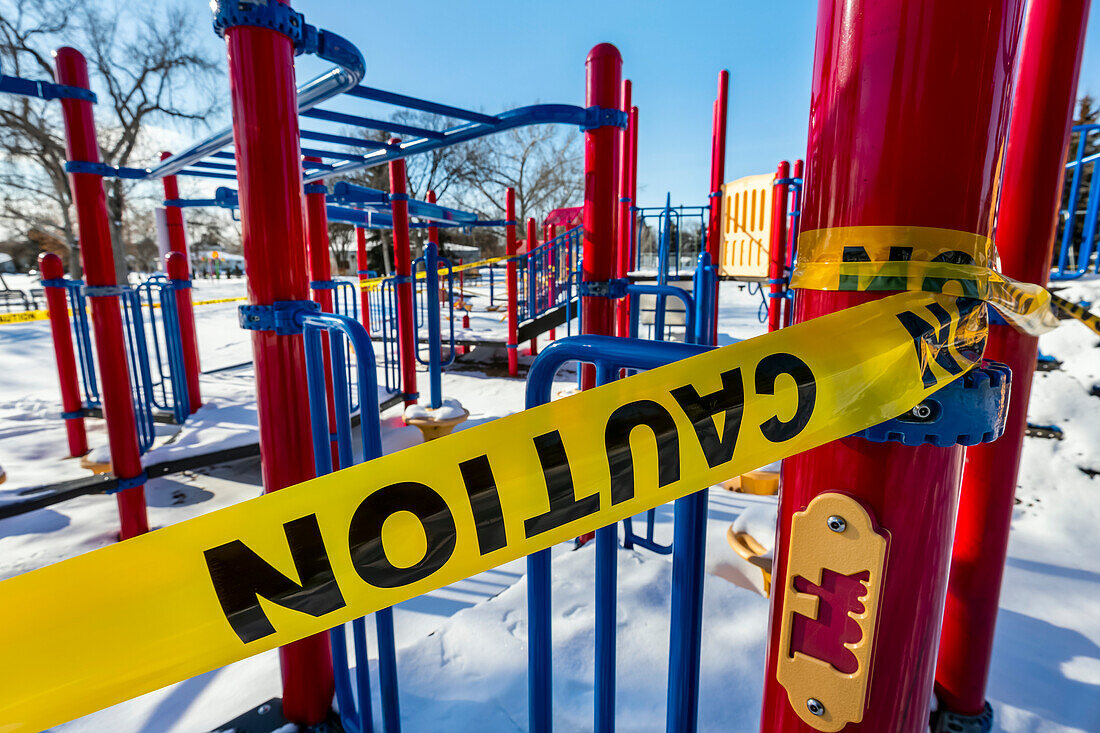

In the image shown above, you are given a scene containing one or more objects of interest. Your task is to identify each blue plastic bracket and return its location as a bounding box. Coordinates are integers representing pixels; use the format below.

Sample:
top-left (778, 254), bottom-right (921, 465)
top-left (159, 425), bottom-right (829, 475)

top-left (39, 277), bottom-right (67, 288)
top-left (83, 285), bottom-right (131, 298)
top-left (169, 280), bottom-right (192, 290)
top-left (212, 0), bottom-right (311, 48)
top-left (310, 280), bottom-right (339, 290)
top-left (303, 183), bottom-right (327, 195)
top-left (579, 278), bottom-right (629, 298)
top-left (238, 300), bottom-right (320, 335)
top-left (581, 106), bottom-right (629, 131)
top-left (60, 409), bottom-right (85, 420)
top-left (110, 470), bottom-right (148, 494)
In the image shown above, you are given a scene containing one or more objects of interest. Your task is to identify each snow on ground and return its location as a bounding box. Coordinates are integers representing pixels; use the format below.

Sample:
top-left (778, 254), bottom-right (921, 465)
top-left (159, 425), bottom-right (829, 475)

top-left (0, 275), bottom-right (1098, 732)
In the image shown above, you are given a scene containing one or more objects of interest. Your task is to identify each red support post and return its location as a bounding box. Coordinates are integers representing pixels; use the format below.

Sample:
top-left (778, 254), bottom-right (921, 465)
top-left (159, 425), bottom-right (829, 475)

top-left (356, 226), bottom-right (371, 332)
top-left (527, 217), bottom-right (538, 357)
top-left (389, 147), bottom-right (418, 408)
top-left (629, 106), bottom-right (638, 275)
top-left (935, 0), bottom-right (1091, 718)
top-left (707, 70), bottom-right (729, 343)
top-left (580, 43), bottom-right (622, 389)
top-left (39, 252), bottom-right (87, 458)
top-left (784, 159), bottom-right (804, 329)
top-left (766, 161), bottom-right (790, 332)
top-left (760, 1), bottom-right (1022, 731)
top-left (219, 8), bottom-right (333, 723)
top-left (165, 251), bottom-right (201, 412)
top-left (304, 161), bottom-right (339, 463)
top-left (54, 47), bottom-right (148, 541)
top-left (505, 188), bottom-right (519, 376)
top-left (160, 153), bottom-right (202, 413)
top-left (615, 79), bottom-right (633, 338)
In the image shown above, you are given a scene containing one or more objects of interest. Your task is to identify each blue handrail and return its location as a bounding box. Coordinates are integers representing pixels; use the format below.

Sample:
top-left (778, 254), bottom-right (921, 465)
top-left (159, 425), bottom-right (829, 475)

top-left (136, 274), bottom-right (190, 423)
top-left (525, 336), bottom-right (714, 733)
top-left (297, 309), bottom-right (400, 733)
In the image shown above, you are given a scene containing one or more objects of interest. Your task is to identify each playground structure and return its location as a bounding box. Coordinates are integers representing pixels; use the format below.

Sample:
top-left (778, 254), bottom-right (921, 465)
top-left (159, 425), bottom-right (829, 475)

top-left (0, 0), bottom-right (1094, 732)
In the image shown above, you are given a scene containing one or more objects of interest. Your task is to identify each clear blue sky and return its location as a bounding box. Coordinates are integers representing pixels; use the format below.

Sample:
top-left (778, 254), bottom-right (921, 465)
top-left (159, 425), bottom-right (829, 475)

top-left (185, 0), bottom-right (1100, 209)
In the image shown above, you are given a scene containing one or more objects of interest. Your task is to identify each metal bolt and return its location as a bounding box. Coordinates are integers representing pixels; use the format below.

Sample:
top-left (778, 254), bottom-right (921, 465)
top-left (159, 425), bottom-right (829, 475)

top-left (910, 402), bottom-right (932, 420)
top-left (807, 698), bottom-right (826, 717)
top-left (827, 515), bottom-right (847, 533)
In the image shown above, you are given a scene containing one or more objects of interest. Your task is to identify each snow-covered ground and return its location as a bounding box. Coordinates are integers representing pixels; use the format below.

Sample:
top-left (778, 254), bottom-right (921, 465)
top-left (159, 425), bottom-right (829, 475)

top-left (0, 275), bottom-right (1097, 732)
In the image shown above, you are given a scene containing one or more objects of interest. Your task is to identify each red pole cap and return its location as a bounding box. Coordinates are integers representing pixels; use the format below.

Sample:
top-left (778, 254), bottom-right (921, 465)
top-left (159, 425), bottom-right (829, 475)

top-left (165, 251), bottom-right (188, 280)
top-left (39, 252), bottom-right (64, 279)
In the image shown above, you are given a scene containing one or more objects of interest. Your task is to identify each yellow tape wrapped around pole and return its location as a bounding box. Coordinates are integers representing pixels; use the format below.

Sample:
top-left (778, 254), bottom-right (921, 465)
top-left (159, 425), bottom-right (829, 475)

top-left (0, 292), bottom-right (985, 731)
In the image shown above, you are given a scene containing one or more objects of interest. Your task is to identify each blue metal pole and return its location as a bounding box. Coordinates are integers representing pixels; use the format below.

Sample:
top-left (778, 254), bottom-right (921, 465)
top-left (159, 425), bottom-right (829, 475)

top-left (426, 243), bottom-right (443, 409)
top-left (1057, 132), bottom-right (1089, 276)
top-left (654, 194), bottom-right (671, 340)
top-left (527, 548), bottom-right (553, 733)
top-left (594, 361), bottom-right (617, 733)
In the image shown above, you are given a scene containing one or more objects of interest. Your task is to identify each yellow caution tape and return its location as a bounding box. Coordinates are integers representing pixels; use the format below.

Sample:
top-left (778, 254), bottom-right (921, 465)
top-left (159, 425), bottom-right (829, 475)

top-left (358, 255), bottom-right (511, 290)
top-left (0, 309), bottom-right (49, 325)
top-left (1050, 293), bottom-right (1100, 337)
top-left (190, 295), bottom-right (249, 307)
top-left (0, 291), bottom-right (983, 731)
top-left (791, 226), bottom-right (1060, 335)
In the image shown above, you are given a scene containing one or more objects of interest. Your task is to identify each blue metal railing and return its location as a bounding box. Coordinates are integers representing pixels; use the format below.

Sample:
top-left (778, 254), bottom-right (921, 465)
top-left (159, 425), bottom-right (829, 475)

top-left (1054, 124), bottom-right (1100, 280)
top-left (525, 336), bottom-right (714, 733)
top-left (298, 309), bottom-right (400, 733)
top-left (136, 274), bottom-right (190, 423)
top-left (517, 225), bottom-right (583, 327)
top-left (65, 280), bottom-right (100, 411)
top-left (413, 243), bottom-right (456, 408)
top-left (373, 278), bottom-right (403, 396)
top-left (119, 288), bottom-right (157, 452)
top-left (632, 196), bottom-right (709, 278)
top-left (311, 279), bottom-right (363, 413)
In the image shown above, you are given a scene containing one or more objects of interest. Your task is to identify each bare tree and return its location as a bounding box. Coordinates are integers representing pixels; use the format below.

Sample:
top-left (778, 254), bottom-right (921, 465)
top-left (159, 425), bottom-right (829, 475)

top-left (453, 123), bottom-right (584, 226)
top-left (328, 221), bottom-right (354, 275)
top-left (0, 0), bottom-right (222, 278)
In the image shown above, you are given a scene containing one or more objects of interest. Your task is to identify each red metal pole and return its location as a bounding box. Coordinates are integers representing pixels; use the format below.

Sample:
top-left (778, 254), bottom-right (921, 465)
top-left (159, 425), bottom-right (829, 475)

top-left (303, 161), bottom-right (339, 463)
top-left (760, 1), bottom-right (1022, 730)
top-left (580, 43), bottom-right (622, 389)
top-left (707, 70), bottom-right (729, 344)
top-left (160, 152), bottom-right (201, 413)
top-left (615, 79), bottom-right (633, 338)
top-left (784, 159), bottom-right (804, 328)
top-left (766, 161), bottom-right (790, 332)
top-left (505, 188), bottom-right (519, 376)
top-left (165, 251), bottom-right (202, 412)
top-left (39, 252), bottom-right (87, 458)
top-left (629, 106), bottom-right (638, 276)
top-left (935, 0), bottom-right (1091, 718)
top-left (527, 217), bottom-right (538, 357)
top-left (159, 159), bottom-right (204, 413)
top-left (220, 6), bottom-right (333, 722)
top-left (356, 227), bottom-right (371, 332)
top-left (54, 47), bottom-right (148, 541)
top-left (389, 147), bottom-right (418, 408)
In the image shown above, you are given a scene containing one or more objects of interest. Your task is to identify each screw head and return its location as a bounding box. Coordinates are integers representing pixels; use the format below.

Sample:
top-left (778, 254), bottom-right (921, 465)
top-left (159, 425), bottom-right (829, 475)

top-left (826, 515), bottom-right (846, 533)
top-left (911, 402), bottom-right (933, 419)
top-left (807, 698), bottom-right (825, 717)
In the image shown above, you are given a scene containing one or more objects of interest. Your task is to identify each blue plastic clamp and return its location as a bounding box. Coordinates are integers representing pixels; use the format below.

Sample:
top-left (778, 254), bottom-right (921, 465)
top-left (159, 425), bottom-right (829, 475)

top-left (212, 0), bottom-right (312, 50)
top-left (303, 183), bottom-right (327, 195)
top-left (932, 702), bottom-right (993, 733)
top-left (708, 191), bottom-right (721, 198)
top-left (39, 277), bottom-right (67, 288)
top-left (388, 192), bottom-right (409, 202)
top-left (60, 409), bottom-right (85, 420)
top-left (579, 278), bottom-right (629, 298)
top-left (170, 279), bottom-right (192, 290)
top-left (110, 470), bottom-right (148, 494)
top-left (83, 285), bottom-right (130, 298)
top-left (238, 300), bottom-right (320, 335)
top-left (310, 280), bottom-right (338, 290)
top-left (854, 361), bottom-right (1011, 447)
top-left (403, 391), bottom-right (420, 401)
top-left (581, 106), bottom-right (629, 131)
